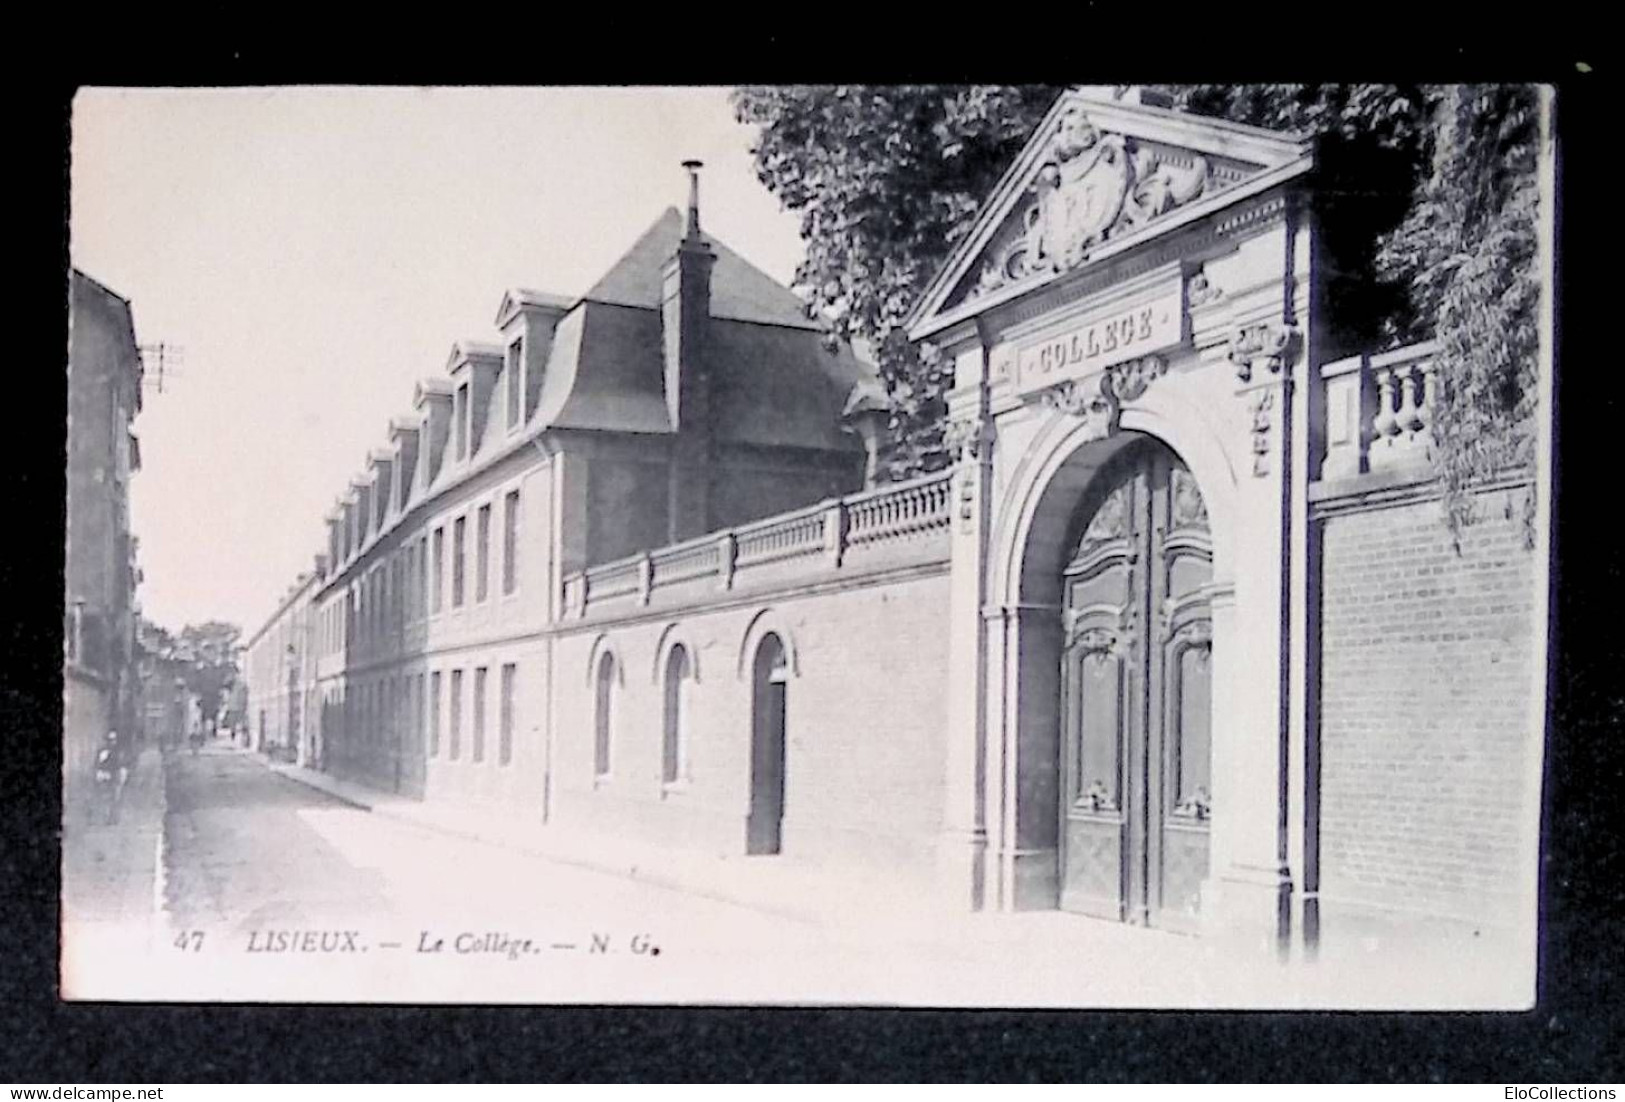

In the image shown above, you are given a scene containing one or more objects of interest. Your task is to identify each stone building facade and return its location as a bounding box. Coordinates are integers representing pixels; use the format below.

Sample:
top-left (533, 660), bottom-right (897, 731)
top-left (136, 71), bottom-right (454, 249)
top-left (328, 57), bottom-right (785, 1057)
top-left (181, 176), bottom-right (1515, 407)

top-left (246, 92), bottom-right (1546, 957)
top-left (243, 569), bottom-right (321, 762)
top-left (65, 270), bottom-right (144, 821)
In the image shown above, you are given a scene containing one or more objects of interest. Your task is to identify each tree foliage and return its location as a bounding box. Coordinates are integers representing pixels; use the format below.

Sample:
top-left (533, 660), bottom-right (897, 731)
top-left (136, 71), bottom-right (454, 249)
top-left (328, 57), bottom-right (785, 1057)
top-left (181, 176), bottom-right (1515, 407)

top-left (1375, 84), bottom-right (1541, 536)
top-left (732, 85), bottom-right (1064, 477)
top-left (141, 617), bottom-right (243, 721)
top-left (733, 84), bottom-right (1543, 537)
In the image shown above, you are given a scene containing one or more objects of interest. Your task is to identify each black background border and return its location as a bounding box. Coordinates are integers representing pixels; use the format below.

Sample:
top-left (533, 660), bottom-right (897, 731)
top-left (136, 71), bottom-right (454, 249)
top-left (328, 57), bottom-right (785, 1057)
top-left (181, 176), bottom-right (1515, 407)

top-left (6, 33), bottom-right (1619, 1083)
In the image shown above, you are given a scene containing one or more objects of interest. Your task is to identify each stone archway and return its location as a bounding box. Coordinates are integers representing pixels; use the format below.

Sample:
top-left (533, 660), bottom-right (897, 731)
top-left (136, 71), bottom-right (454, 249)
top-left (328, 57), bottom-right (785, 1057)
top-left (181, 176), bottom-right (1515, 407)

top-left (979, 404), bottom-right (1239, 919)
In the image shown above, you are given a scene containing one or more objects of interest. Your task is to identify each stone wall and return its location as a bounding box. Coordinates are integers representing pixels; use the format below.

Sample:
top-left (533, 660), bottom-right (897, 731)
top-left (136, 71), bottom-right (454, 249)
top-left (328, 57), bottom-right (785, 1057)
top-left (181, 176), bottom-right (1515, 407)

top-left (1316, 482), bottom-right (1538, 927)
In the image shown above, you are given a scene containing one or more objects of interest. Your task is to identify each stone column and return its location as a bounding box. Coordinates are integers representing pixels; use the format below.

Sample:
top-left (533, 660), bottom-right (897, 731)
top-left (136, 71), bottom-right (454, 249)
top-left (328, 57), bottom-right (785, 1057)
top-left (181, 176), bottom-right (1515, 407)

top-left (984, 602), bottom-right (1064, 911)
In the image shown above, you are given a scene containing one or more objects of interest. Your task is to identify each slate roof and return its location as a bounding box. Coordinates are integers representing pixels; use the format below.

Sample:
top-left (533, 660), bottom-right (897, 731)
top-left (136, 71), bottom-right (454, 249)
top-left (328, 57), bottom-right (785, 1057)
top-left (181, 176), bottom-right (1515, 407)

top-left (518, 207), bottom-right (874, 451)
top-left (582, 208), bottom-right (820, 330)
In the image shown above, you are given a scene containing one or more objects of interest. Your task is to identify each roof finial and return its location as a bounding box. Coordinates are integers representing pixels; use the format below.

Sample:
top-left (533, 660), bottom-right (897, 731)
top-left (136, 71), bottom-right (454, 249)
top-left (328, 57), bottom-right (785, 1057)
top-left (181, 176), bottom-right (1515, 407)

top-left (682, 159), bottom-right (704, 240)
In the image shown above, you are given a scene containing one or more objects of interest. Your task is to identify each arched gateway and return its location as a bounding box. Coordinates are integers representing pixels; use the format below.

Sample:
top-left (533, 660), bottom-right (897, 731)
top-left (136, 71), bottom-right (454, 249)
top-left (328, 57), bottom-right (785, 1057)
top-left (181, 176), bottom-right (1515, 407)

top-left (911, 87), bottom-right (1315, 947)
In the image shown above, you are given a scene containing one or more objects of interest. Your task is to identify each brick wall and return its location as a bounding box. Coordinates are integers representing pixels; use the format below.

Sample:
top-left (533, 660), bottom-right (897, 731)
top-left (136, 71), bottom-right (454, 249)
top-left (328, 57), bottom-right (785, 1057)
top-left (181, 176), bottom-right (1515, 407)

top-left (1317, 484), bottom-right (1538, 926)
top-left (551, 569), bottom-right (952, 881)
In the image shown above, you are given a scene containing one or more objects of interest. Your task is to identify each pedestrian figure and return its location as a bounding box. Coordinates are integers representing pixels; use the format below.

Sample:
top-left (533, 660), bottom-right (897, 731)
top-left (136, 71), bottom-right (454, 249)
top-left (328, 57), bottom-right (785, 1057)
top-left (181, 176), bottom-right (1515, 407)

top-left (93, 730), bottom-right (126, 824)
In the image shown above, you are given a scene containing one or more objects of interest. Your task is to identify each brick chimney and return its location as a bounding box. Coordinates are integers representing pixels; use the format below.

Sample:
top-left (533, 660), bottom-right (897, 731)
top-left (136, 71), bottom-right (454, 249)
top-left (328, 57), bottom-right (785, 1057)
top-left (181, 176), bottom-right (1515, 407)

top-left (662, 160), bottom-right (718, 542)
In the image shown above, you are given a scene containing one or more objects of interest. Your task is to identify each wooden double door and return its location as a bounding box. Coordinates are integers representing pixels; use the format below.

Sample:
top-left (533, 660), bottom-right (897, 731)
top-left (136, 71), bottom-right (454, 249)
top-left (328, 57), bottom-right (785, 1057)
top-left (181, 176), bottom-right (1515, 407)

top-left (1058, 441), bottom-right (1214, 930)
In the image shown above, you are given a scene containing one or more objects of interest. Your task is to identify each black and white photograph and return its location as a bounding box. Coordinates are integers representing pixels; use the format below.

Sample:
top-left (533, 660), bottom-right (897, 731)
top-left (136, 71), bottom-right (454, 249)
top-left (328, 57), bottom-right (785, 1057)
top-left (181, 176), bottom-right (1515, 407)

top-left (59, 82), bottom-right (1557, 1011)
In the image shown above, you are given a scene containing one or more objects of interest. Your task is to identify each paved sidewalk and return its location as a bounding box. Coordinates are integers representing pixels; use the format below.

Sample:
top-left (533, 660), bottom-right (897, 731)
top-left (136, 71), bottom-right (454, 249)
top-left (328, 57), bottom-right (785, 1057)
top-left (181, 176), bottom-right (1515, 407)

top-left (62, 746), bottom-right (166, 924)
top-left (262, 759), bottom-right (944, 927)
top-left (253, 758), bottom-right (1530, 1008)
top-left (60, 746), bottom-right (167, 997)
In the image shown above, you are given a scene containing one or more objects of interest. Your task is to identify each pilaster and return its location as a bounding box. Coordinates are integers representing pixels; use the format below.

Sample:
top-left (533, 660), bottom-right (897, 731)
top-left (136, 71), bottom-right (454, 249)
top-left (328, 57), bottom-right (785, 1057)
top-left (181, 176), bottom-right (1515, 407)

top-left (1202, 304), bottom-right (1301, 955)
top-left (937, 335), bottom-right (995, 910)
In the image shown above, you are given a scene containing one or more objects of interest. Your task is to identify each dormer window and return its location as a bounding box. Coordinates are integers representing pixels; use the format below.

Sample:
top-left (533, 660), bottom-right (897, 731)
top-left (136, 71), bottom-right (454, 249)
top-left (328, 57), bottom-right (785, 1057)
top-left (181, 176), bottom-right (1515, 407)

top-left (506, 337), bottom-right (524, 429)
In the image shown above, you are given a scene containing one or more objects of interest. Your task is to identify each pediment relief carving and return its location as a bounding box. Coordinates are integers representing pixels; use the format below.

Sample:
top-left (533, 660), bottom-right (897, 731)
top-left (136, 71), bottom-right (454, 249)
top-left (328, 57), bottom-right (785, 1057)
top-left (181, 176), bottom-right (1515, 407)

top-left (958, 107), bottom-right (1261, 308)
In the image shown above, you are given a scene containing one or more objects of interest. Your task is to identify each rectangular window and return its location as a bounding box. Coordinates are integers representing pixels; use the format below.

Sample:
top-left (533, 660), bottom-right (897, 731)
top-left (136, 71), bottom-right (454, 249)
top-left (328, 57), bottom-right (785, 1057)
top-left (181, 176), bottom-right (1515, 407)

top-left (453, 517), bottom-right (466, 607)
top-left (416, 673), bottom-right (426, 755)
top-left (428, 672), bottom-right (441, 757)
top-left (404, 544), bottom-right (415, 623)
top-left (472, 666), bottom-right (488, 763)
top-left (503, 489), bottom-right (520, 595)
top-left (476, 504), bottom-right (491, 602)
top-left (499, 663), bottom-right (516, 766)
top-left (421, 536), bottom-right (431, 616)
top-left (449, 669), bottom-right (463, 760)
top-left (506, 338), bottom-right (523, 428)
top-left (454, 383), bottom-right (469, 459)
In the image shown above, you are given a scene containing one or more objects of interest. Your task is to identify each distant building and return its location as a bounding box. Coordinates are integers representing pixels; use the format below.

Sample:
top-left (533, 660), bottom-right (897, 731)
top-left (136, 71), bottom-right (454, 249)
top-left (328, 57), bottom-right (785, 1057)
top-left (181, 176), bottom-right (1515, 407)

top-left (244, 571), bottom-right (319, 763)
top-left (65, 270), bottom-right (144, 819)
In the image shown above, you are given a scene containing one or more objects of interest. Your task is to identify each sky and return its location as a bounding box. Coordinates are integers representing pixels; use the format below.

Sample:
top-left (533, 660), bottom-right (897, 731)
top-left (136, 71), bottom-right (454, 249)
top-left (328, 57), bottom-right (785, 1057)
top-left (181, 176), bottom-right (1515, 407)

top-left (69, 86), bottom-right (809, 637)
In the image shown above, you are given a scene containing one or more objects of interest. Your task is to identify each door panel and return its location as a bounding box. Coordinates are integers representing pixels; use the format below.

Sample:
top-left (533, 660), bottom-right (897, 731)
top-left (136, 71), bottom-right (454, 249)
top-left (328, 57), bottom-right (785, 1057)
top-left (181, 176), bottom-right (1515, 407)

top-left (748, 638), bottom-right (787, 856)
top-left (1060, 442), bottom-right (1213, 929)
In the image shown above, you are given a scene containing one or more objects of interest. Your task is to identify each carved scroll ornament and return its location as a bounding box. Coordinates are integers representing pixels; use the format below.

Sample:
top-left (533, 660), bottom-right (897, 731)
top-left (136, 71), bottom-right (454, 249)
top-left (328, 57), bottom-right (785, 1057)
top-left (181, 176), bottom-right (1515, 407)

top-left (1172, 786), bottom-right (1212, 821)
top-left (1228, 322), bottom-right (1299, 382)
top-left (1042, 374), bottom-right (1119, 442)
top-left (1036, 354), bottom-right (1169, 442)
top-left (1107, 354), bottom-right (1167, 403)
top-left (1247, 388), bottom-right (1276, 477)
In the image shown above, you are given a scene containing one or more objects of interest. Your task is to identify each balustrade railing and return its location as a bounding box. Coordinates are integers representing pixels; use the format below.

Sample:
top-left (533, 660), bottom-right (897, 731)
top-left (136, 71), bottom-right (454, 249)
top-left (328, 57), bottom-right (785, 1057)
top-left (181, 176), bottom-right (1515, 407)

top-left (563, 471), bottom-right (953, 619)
top-left (650, 541), bottom-right (720, 586)
top-left (582, 559), bottom-right (641, 603)
top-left (735, 506), bottom-right (827, 568)
top-left (846, 474), bottom-right (953, 549)
top-left (1321, 341), bottom-right (1438, 480)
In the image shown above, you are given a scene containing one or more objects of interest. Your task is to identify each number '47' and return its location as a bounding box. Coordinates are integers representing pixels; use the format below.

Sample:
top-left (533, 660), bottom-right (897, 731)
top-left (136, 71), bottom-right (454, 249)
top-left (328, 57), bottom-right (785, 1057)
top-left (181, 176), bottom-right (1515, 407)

top-left (173, 930), bottom-right (204, 952)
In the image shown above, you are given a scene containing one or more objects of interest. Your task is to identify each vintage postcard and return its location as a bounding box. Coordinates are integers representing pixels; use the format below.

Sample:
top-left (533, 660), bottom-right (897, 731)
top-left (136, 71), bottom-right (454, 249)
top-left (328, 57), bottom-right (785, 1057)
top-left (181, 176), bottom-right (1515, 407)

top-left (62, 84), bottom-right (1553, 1007)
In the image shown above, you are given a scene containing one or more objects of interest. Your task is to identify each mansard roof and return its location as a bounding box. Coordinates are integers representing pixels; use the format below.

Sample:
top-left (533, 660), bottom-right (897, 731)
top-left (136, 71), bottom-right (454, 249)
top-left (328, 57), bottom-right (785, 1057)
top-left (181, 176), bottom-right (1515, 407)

top-left (583, 208), bottom-right (820, 330)
top-left (907, 86), bottom-right (1315, 342)
top-left (315, 204), bottom-right (877, 587)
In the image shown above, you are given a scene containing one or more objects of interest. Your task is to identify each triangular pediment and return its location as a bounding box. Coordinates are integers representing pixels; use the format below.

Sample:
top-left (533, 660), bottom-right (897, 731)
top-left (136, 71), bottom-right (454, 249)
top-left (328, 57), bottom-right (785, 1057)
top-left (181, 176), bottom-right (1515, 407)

top-left (908, 88), bottom-right (1314, 341)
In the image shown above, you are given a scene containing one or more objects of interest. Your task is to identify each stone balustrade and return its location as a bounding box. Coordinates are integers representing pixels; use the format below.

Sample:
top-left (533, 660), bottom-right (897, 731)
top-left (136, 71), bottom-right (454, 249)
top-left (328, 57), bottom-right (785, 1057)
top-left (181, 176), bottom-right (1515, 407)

top-left (846, 475), bottom-right (953, 549)
top-left (1320, 340), bottom-right (1438, 481)
top-left (650, 540), bottom-right (721, 587)
top-left (735, 505), bottom-right (828, 568)
top-left (566, 471), bottom-right (953, 619)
